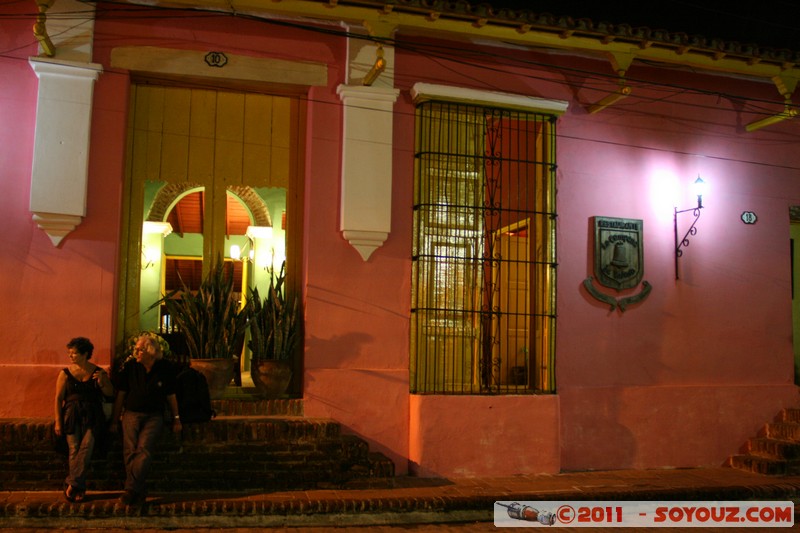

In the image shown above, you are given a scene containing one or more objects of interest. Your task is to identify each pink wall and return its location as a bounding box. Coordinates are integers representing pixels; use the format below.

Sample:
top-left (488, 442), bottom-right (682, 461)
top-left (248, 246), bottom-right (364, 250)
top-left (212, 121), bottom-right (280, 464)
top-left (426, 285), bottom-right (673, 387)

top-left (390, 42), bottom-right (800, 475)
top-left (0, 3), bottom-right (122, 416)
top-left (301, 80), bottom-right (412, 473)
top-left (409, 395), bottom-right (561, 477)
top-left (2, 5), bottom-right (799, 477)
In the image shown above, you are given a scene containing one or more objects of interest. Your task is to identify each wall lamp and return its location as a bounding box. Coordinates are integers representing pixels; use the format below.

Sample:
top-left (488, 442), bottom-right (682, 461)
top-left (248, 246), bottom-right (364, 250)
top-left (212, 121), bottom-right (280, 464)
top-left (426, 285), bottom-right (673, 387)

top-left (141, 247), bottom-right (160, 270)
top-left (230, 240), bottom-right (254, 262)
top-left (674, 176), bottom-right (706, 280)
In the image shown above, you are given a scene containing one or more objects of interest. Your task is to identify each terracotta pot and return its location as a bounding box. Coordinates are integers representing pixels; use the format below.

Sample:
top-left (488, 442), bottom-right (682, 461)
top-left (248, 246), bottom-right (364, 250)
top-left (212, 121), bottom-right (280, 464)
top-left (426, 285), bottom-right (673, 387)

top-left (191, 358), bottom-right (235, 400)
top-left (250, 360), bottom-right (292, 399)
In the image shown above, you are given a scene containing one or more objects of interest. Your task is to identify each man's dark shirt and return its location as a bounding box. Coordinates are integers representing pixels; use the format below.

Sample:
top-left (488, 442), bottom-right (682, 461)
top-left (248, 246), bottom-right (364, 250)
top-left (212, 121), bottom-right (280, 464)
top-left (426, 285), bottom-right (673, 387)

top-left (115, 358), bottom-right (177, 414)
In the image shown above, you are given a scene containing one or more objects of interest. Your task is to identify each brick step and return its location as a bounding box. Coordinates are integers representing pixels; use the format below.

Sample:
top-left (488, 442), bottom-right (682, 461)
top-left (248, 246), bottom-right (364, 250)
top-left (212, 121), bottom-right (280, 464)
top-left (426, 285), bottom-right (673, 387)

top-left (1, 434), bottom-right (375, 469)
top-left (0, 411), bottom-right (394, 492)
top-left (0, 416), bottom-right (341, 448)
top-left (778, 408), bottom-right (800, 424)
top-left (746, 437), bottom-right (800, 461)
top-left (764, 422), bottom-right (800, 442)
top-left (211, 397), bottom-right (303, 417)
top-left (181, 416), bottom-right (343, 443)
top-left (728, 406), bottom-right (800, 476)
top-left (727, 454), bottom-right (790, 476)
top-left (1, 439), bottom-right (394, 492)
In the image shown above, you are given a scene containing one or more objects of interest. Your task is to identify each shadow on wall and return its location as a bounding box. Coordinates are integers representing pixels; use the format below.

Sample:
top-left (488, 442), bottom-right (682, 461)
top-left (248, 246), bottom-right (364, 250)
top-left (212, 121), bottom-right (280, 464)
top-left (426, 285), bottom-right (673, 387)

top-left (304, 332), bottom-right (375, 365)
top-left (562, 390), bottom-right (638, 471)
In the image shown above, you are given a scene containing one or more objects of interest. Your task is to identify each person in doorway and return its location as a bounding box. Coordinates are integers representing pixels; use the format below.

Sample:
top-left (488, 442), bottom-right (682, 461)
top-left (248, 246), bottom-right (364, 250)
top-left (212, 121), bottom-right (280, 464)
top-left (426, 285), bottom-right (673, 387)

top-left (110, 332), bottom-right (181, 506)
top-left (54, 336), bottom-right (114, 502)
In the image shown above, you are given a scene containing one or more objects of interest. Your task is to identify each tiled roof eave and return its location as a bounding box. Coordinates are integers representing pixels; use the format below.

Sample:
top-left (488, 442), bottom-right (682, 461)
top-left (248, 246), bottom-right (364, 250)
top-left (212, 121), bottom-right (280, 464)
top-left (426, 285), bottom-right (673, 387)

top-left (337, 0), bottom-right (800, 63)
top-left (111, 0), bottom-right (800, 82)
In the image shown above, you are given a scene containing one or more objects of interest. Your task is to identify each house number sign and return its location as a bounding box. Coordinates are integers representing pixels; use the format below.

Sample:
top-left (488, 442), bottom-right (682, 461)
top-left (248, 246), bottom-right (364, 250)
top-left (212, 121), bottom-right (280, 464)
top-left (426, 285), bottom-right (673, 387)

top-left (205, 52), bottom-right (228, 68)
top-left (741, 211), bottom-right (757, 224)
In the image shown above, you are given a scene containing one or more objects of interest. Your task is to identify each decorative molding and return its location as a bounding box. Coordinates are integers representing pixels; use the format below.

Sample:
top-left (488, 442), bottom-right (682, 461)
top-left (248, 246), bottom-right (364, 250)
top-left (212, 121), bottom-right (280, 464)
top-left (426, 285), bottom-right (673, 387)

top-left (31, 213), bottom-right (83, 247)
top-left (28, 58), bottom-right (102, 247)
top-left (337, 84), bottom-right (400, 261)
top-left (111, 46), bottom-right (327, 88)
top-left (410, 82), bottom-right (569, 115)
top-left (583, 277), bottom-right (652, 312)
top-left (147, 183), bottom-right (272, 227)
top-left (142, 220), bottom-right (173, 237)
top-left (342, 230), bottom-right (390, 262)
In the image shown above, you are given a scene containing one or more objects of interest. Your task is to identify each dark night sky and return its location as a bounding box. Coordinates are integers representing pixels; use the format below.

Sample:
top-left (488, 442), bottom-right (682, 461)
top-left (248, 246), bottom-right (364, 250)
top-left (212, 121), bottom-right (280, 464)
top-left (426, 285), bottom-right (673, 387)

top-left (475, 1), bottom-right (800, 52)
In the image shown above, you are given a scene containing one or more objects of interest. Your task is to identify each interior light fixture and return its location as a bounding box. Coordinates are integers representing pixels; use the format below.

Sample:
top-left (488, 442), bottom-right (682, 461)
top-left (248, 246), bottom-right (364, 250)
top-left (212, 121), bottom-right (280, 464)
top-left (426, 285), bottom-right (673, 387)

top-left (230, 245), bottom-right (241, 261)
top-left (141, 247), bottom-right (160, 270)
top-left (674, 176), bottom-right (706, 280)
top-left (230, 240), bottom-right (253, 262)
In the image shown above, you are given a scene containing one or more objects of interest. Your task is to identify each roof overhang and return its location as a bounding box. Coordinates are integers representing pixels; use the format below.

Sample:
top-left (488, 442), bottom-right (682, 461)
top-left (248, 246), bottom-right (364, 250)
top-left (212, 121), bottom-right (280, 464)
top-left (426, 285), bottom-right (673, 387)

top-left (102, 0), bottom-right (800, 97)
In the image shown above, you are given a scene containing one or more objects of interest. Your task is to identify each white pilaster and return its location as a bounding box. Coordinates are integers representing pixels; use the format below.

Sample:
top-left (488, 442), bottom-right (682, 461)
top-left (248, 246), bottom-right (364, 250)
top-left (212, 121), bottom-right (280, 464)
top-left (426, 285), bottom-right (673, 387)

top-left (336, 85), bottom-right (400, 261)
top-left (246, 225), bottom-right (276, 297)
top-left (28, 58), bottom-right (102, 246)
top-left (140, 222), bottom-right (173, 331)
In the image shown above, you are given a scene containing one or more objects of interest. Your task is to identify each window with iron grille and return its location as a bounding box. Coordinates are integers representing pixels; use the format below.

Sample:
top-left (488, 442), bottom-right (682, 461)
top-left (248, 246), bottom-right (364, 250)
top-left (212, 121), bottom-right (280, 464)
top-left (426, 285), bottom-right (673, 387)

top-left (411, 100), bottom-right (557, 394)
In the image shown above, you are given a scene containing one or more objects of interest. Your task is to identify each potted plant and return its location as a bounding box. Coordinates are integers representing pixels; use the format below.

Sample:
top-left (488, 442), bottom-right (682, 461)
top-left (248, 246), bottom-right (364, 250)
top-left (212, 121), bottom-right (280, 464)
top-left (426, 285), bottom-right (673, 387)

top-left (247, 261), bottom-right (300, 398)
top-left (151, 257), bottom-right (249, 399)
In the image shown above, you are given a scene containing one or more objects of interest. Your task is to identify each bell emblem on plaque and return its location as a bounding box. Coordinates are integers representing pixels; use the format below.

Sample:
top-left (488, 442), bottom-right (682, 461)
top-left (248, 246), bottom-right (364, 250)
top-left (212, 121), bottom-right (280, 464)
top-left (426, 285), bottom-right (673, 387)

top-left (610, 241), bottom-right (628, 269)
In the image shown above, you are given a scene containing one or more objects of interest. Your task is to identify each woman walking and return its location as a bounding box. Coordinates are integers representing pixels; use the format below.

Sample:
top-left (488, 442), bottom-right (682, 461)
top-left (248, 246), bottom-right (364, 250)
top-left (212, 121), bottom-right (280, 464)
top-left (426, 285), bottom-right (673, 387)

top-left (54, 337), bottom-right (114, 502)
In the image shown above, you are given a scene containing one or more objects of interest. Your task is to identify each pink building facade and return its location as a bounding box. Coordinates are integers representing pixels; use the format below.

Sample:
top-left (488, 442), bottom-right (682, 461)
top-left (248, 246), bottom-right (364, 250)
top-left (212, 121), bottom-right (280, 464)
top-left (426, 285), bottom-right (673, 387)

top-left (1, 0), bottom-right (799, 477)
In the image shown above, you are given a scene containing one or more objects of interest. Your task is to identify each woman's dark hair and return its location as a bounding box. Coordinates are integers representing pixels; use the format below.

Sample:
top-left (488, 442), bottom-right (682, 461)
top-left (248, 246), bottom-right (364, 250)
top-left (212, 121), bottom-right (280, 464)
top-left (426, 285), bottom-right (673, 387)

top-left (67, 337), bottom-right (94, 360)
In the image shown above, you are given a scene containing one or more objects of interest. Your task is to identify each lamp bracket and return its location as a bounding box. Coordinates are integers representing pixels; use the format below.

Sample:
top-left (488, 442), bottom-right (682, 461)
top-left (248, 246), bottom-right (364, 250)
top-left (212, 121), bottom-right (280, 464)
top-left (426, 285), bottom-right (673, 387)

top-left (674, 205), bottom-right (703, 279)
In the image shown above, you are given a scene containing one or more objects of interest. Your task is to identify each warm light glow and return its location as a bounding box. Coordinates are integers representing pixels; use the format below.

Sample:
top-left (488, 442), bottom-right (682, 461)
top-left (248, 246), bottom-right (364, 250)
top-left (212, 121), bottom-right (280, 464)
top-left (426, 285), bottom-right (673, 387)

top-left (230, 244), bottom-right (241, 261)
top-left (692, 176), bottom-right (707, 200)
top-left (246, 226), bottom-right (273, 240)
top-left (648, 168), bottom-right (679, 218)
top-left (144, 247), bottom-right (160, 263)
top-left (141, 246), bottom-right (160, 269)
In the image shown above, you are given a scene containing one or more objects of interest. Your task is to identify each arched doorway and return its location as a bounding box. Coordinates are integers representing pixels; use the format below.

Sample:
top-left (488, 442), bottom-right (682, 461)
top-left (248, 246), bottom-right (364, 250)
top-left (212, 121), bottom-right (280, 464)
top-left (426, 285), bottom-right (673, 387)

top-left (116, 83), bottom-right (304, 393)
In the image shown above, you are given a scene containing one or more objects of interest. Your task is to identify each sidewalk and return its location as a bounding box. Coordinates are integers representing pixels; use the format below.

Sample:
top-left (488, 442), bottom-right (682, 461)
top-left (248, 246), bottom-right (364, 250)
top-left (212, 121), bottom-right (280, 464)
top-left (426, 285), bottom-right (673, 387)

top-left (2, 467), bottom-right (800, 529)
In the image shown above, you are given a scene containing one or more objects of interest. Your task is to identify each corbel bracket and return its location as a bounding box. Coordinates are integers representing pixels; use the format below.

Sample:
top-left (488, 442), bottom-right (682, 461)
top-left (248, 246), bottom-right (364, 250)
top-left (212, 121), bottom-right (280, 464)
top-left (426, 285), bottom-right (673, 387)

top-left (745, 74), bottom-right (799, 132)
top-left (587, 52), bottom-right (634, 114)
top-left (33, 0), bottom-right (55, 57)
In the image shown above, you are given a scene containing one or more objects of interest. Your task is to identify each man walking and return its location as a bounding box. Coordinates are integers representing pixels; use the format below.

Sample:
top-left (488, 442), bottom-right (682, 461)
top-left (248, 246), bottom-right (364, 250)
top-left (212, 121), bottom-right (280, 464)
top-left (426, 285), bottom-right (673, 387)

top-left (110, 333), bottom-right (181, 506)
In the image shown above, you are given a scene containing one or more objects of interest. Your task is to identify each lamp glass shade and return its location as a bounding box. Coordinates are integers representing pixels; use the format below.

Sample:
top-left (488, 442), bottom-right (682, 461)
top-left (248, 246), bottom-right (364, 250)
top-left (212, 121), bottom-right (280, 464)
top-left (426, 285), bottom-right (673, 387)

top-left (692, 176), bottom-right (707, 199)
top-left (143, 247), bottom-right (160, 264)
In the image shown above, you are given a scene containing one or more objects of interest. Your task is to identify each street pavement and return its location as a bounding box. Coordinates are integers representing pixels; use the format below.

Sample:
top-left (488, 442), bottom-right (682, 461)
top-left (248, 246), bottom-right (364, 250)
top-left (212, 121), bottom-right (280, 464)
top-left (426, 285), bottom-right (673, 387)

top-left (2, 467), bottom-right (800, 530)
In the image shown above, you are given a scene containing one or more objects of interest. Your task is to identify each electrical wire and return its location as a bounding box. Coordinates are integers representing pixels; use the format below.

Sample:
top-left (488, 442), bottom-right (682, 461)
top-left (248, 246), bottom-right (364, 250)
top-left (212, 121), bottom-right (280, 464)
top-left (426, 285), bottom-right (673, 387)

top-left (3, 0), bottom-right (800, 166)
